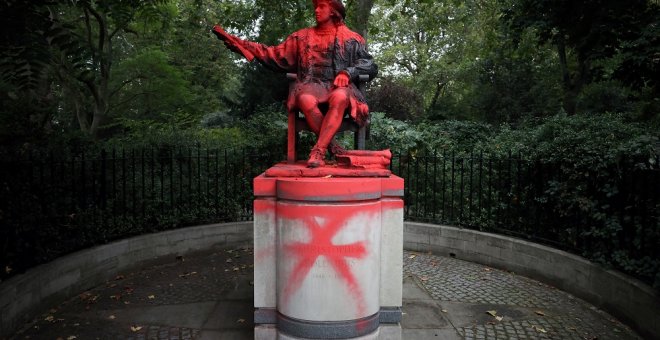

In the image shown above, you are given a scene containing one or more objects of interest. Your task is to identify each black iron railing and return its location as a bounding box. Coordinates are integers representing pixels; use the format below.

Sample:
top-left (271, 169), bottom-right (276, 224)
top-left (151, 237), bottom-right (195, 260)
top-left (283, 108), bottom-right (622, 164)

top-left (1, 148), bottom-right (658, 286)
top-left (0, 147), bottom-right (279, 275)
top-left (394, 151), bottom-right (660, 286)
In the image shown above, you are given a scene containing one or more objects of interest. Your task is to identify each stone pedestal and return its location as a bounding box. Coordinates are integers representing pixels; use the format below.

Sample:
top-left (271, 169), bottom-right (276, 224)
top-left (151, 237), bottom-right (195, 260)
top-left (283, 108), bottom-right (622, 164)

top-left (254, 170), bottom-right (403, 339)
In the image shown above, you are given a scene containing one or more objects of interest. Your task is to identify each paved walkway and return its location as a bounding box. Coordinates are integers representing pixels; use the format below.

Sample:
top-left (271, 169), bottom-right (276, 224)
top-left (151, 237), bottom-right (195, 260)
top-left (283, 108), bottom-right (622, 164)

top-left (10, 247), bottom-right (640, 340)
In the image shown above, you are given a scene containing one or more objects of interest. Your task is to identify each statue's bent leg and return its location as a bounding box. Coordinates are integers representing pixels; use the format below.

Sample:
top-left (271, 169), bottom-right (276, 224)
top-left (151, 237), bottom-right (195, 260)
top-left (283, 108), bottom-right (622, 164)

top-left (297, 93), bottom-right (323, 134)
top-left (307, 89), bottom-right (349, 168)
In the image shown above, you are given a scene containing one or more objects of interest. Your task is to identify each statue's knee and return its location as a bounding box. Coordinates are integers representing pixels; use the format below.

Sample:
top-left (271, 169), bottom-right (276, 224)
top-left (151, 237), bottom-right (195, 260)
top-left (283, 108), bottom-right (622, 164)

top-left (328, 89), bottom-right (349, 107)
top-left (297, 94), bottom-right (318, 111)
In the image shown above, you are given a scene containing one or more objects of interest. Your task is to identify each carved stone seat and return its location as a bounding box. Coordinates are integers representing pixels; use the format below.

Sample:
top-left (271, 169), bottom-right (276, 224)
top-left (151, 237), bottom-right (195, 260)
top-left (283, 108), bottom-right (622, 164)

top-left (286, 73), bottom-right (371, 164)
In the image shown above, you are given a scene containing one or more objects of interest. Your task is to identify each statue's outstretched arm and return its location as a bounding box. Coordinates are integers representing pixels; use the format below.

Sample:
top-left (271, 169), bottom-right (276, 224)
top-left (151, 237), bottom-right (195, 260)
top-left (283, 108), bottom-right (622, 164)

top-left (212, 24), bottom-right (297, 73)
top-left (211, 25), bottom-right (255, 61)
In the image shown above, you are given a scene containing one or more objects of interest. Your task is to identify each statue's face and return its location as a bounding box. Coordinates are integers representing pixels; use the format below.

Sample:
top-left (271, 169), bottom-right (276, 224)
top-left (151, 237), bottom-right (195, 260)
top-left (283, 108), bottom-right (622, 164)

top-left (314, 2), bottom-right (333, 25)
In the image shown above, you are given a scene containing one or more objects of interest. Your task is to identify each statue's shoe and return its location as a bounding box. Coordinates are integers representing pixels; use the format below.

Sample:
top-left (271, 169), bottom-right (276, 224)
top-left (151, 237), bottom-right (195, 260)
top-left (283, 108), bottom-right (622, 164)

top-left (307, 147), bottom-right (326, 168)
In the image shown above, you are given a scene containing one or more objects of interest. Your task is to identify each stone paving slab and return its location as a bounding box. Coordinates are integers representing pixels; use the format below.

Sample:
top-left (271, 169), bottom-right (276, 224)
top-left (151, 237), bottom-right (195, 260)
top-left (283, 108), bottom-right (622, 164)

top-left (8, 248), bottom-right (641, 340)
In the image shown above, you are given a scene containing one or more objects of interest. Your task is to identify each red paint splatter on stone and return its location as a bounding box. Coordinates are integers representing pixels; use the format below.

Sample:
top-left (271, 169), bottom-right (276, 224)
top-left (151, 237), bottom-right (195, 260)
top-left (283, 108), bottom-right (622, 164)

top-left (279, 204), bottom-right (378, 318)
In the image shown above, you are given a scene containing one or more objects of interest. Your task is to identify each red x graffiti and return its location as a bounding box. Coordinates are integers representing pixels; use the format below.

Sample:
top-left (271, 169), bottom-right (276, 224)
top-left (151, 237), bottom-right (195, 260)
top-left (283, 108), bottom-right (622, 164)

top-left (280, 205), bottom-right (376, 317)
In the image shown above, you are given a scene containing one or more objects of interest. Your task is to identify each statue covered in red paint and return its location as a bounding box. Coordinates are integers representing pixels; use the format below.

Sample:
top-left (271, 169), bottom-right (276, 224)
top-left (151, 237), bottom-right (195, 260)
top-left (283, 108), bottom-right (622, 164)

top-left (213, 0), bottom-right (377, 168)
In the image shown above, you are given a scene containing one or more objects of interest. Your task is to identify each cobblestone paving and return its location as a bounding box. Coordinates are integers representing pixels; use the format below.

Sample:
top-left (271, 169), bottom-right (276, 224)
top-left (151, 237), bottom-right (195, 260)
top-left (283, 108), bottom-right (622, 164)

top-left (9, 247), bottom-right (643, 340)
top-left (404, 252), bottom-right (574, 308)
top-left (404, 250), bottom-right (641, 340)
top-left (11, 246), bottom-right (252, 340)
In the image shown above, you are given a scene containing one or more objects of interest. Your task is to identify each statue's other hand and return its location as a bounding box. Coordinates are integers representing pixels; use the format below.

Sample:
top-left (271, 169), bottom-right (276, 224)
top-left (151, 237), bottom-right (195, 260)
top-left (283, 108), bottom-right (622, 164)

top-left (333, 72), bottom-right (350, 88)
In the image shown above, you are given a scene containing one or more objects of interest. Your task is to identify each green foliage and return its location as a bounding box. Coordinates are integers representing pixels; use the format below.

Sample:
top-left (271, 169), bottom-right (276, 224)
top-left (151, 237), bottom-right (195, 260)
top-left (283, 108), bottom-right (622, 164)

top-left (487, 113), bottom-right (658, 160)
top-left (111, 48), bottom-right (195, 121)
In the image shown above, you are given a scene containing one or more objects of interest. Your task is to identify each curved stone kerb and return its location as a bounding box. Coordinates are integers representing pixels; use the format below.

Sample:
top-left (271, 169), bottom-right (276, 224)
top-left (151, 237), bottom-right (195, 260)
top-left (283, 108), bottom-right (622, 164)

top-left (403, 222), bottom-right (660, 340)
top-left (0, 222), bottom-right (253, 338)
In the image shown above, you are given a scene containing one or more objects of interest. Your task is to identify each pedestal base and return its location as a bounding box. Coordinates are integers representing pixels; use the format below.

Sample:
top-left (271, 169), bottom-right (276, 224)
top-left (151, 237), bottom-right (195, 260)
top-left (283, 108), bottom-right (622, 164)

top-left (254, 170), bottom-right (403, 340)
top-left (256, 325), bottom-right (401, 340)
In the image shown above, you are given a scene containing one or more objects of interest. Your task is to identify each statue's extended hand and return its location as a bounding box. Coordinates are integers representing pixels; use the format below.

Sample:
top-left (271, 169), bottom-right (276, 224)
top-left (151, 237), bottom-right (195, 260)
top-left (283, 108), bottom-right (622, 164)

top-left (211, 25), bottom-right (226, 40)
top-left (212, 25), bottom-right (241, 53)
top-left (334, 72), bottom-right (350, 87)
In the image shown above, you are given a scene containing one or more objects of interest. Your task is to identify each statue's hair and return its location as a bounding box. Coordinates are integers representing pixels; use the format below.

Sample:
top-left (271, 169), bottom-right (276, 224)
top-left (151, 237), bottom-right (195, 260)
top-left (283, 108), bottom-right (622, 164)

top-left (312, 0), bottom-right (346, 22)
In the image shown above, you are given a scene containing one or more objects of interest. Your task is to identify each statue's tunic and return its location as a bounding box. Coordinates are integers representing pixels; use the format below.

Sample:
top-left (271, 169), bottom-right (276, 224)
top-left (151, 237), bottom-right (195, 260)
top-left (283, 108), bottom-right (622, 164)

top-left (241, 24), bottom-right (378, 126)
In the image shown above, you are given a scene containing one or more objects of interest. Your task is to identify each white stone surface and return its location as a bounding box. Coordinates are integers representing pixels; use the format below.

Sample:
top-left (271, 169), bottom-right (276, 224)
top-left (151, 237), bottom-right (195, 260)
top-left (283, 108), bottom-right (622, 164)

top-left (254, 198), bottom-right (277, 308)
top-left (255, 324), bottom-right (277, 340)
top-left (379, 198), bottom-right (403, 307)
top-left (276, 201), bottom-right (381, 321)
top-left (378, 324), bottom-right (402, 340)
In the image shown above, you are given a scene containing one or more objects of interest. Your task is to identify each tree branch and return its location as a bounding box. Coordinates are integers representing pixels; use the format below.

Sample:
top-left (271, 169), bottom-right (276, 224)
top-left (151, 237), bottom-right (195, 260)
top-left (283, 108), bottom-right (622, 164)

top-left (110, 90), bottom-right (158, 111)
top-left (109, 76), bottom-right (147, 99)
top-left (83, 7), bottom-right (95, 57)
top-left (84, 4), bottom-right (106, 56)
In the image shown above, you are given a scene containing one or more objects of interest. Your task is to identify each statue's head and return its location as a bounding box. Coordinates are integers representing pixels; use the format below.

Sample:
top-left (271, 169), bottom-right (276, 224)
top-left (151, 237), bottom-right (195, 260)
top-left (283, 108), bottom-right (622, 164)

top-left (312, 0), bottom-right (345, 24)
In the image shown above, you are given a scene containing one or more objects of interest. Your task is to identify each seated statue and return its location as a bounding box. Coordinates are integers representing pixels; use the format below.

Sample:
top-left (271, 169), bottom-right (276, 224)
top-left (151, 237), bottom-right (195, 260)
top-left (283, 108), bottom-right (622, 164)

top-left (213, 0), bottom-right (378, 168)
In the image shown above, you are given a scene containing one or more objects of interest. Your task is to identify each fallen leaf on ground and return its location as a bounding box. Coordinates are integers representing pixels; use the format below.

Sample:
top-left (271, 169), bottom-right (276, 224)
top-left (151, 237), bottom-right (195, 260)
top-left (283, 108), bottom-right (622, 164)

top-left (108, 315), bottom-right (116, 320)
top-left (44, 315), bottom-right (54, 322)
top-left (441, 309), bottom-right (448, 313)
top-left (484, 268), bottom-right (491, 272)
top-left (237, 319), bottom-right (245, 323)
top-left (226, 259), bottom-right (233, 263)
top-left (233, 267), bottom-right (239, 271)
top-left (532, 325), bottom-right (547, 333)
top-left (486, 310), bottom-right (497, 317)
top-left (535, 311), bottom-right (545, 316)
top-left (408, 254), bottom-right (417, 259)
top-left (67, 336), bottom-right (77, 340)
top-left (495, 316), bottom-right (503, 321)
top-left (130, 326), bottom-right (142, 332)
top-left (420, 276), bottom-right (429, 281)
top-left (148, 295), bottom-right (155, 299)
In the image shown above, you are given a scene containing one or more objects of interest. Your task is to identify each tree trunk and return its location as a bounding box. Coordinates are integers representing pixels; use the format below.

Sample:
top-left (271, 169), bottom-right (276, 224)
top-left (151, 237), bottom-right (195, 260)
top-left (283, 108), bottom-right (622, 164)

top-left (347, 0), bottom-right (375, 41)
top-left (556, 39), bottom-right (576, 115)
top-left (429, 81), bottom-right (446, 110)
top-left (556, 39), bottom-right (589, 115)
